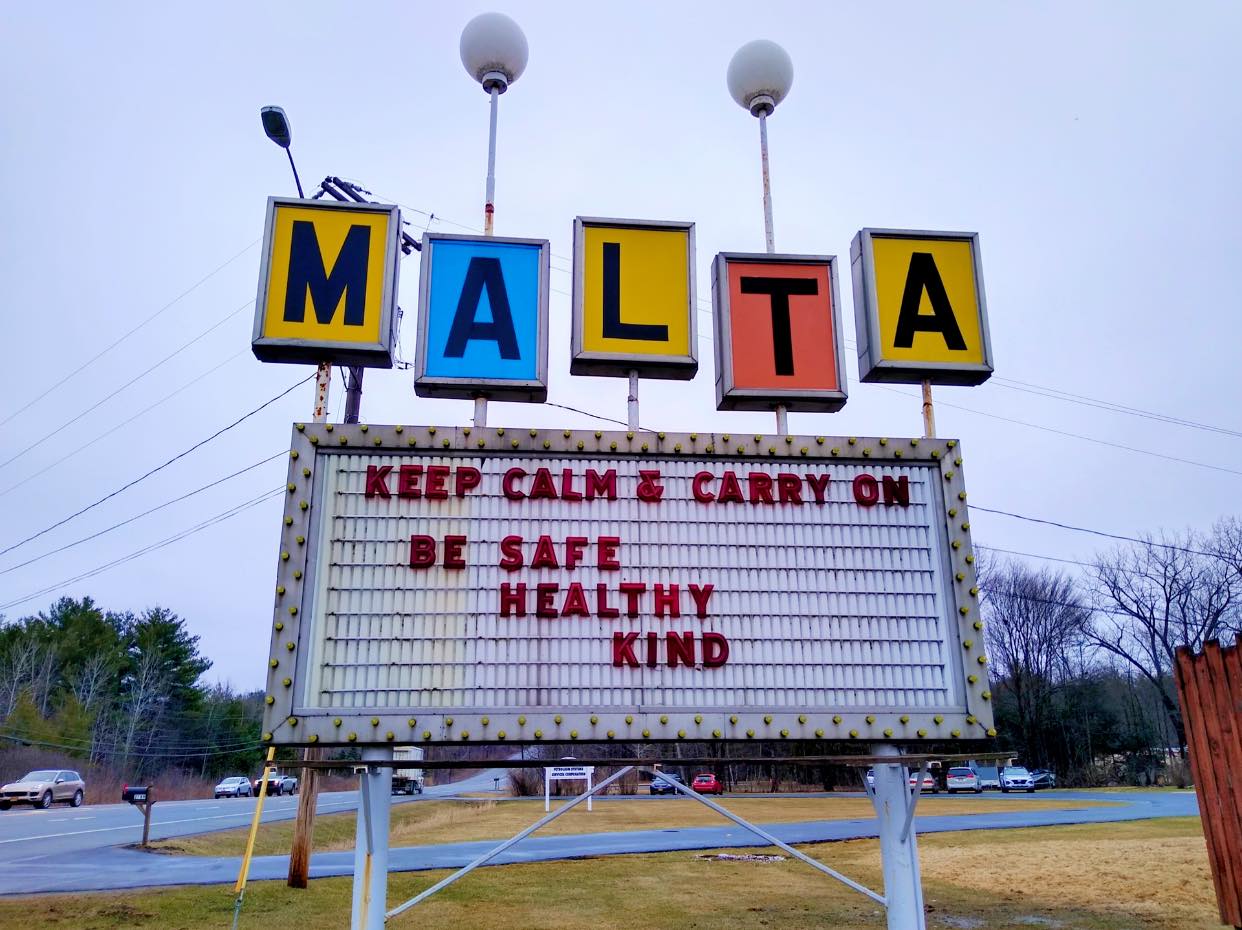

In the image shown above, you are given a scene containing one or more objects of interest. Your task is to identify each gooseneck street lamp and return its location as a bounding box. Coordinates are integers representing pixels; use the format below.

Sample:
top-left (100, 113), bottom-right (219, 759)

top-left (260, 105), bottom-right (304, 198)
top-left (727, 39), bottom-right (795, 433)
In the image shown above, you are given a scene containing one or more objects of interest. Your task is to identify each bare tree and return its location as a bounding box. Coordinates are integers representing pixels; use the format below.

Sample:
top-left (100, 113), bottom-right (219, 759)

top-left (1089, 529), bottom-right (1242, 752)
top-left (981, 561), bottom-right (1091, 766)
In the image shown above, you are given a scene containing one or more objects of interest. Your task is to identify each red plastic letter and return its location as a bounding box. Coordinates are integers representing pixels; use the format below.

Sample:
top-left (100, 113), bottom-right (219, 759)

top-left (598, 537), bottom-right (621, 570)
top-left (397, 464), bottom-right (422, 499)
top-left (561, 582), bottom-right (591, 617)
top-left (666, 631), bottom-right (695, 668)
top-left (409, 535), bottom-right (435, 568)
top-left (499, 535), bottom-right (525, 571)
top-left (776, 473), bottom-right (803, 504)
top-left (365, 465), bottom-right (392, 498)
top-left (596, 584), bottom-right (620, 619)
top-left (852, 474), bottom-right (880, 507)
top-left (654, 584), bottom-right (680, 618)
top-left (612, 632), bottom-right (639, 667)
top-left (425, 465), bottom-right (449, 500)
top-left (455, 466), bottom-right (481, 497)
top-left (535, 583), bottom-right (559, 618)
top-left (882, 475), bottom-right (910, 507)
top-left (530, 535), bottom-right (559, 570)
top-left (528, 468), bottom-right (558, 500)
top-left (692, 472), bottom-right (715, 503)
top-left (443, 534), bottom-right (466, 569)
top-left (499, 583), bottom-right (526, 617)
top-left (717, 471), bottom-right (744, 504)
top-left (688, 583), bottom-right (714, 619)
top-left (748, 472), bottom-right (774, 504)
top-left (620, 582), bottom-right (647, 618)
top-left (502, 467), bottom-right (526, 500)
top-left (564, 536), bottom-right (588, 570)
top-left (703, 632), bottom-right (730, 668)
top-left (585, 469), bottom-right (617, 501)
top-left (805, 473), bottom-right (830, 504)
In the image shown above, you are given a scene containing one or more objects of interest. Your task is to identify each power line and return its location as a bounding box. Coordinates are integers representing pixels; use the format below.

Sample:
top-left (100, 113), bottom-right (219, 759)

top-left (1, 239), bottom-right (260, 429)
top-left (0, 729), bottom-right (262, 760)
top-left (0, 376), bottom-right (311, 560)
top-left (0, 298), bottom-right (255, 472)
top-left (975, 544), bottom-right (1091, 568)
top-left (971, 504), bottom-right (1222, 559)
top-left (873, 384), bottom-right (1242, 478)
top-left (0, 348), bottom-right (250, 501)
top-left (0, 488), bottom-right (282, 612)
top-left (0, 451), bottom-right (286, 577)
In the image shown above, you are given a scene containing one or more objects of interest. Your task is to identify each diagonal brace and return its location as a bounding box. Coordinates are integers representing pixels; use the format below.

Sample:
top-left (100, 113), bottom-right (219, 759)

top-left (647, 768), bottom-right (885, 906)
top-left (901, 761), bottom-right (929, 844)
top-left (386, 765), bottom-right (635, 920)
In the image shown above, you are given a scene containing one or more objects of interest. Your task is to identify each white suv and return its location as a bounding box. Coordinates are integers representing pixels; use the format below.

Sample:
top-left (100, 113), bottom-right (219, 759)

top-left (1000, 766), bottom-right (1035, 793)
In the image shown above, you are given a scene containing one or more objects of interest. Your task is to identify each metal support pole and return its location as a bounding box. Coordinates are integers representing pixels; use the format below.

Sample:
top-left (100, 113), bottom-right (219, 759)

top-left (474, 395), bottom-right (488, 428)
top-left (759, 110), bottom-right (785, 436)
top-left (627, 370), bottom-right (639, 431)
top-left (313, 362), bottom-right (331, 423)
top-left (870, 744), bottom-right (927, 929)
top-left (775, 404), bottom-right (788, 435)
top-left (387, 766), bottom-right (634, 920)
top-left (921, 379), bottom-right (936, 438)
top-left (484, 86), bottom-right (499, 237)
top-left (758, 110), bottom-right (775, 253)
top-left (650, 769), bottom-right (885, 905)
top-left (344, 366), bottom-right (364, 424)
top-left (351, 748), bottom-right (391, 930)
top-left (544, 767), bottom-right (551, 814)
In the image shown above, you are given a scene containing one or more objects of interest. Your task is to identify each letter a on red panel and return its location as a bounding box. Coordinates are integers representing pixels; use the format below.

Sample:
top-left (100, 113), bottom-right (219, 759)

top-left (711, 253), bottom-right (847, 412)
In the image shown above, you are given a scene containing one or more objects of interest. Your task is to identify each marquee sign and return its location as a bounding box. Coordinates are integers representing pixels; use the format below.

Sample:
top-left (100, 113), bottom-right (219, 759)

top-left (414, 232), bottom-right (550, 402)
top-left (850, 228), bottom-right (994, 385)
top-left (711, 252), bottom-right (847, 412)
top-left (252, 198), bottom-right (401, 367)
top-left (570, 217), bottom-right (698, 379)
top-left (261, 424), bottom-right (994, 747)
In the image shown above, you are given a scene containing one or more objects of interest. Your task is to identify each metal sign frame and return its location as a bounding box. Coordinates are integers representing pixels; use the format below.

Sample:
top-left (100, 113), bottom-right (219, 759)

top-left (570, 216), bottom-right (699, 379)
top-left (711, 251), bottom-right (848, 412)
top-left (252, 197), bottom-right (401, 368)
top-left (261, 423), bottom-right (993, 750)
top-left (850, 228), bottom-right (994, 385)
top-left (413, 231), bottom-right (551, 402)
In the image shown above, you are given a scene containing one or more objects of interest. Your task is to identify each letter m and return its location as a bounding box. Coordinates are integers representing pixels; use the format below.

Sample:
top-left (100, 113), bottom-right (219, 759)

top-left (283, 220), bottom-right (371, 326)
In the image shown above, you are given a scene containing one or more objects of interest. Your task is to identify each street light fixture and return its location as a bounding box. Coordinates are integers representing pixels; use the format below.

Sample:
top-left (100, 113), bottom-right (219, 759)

top-left (727, 39), bottom-right (795, 434)
top-left (459, 12), bottom-right (529, 430)
top-left (726, 39), bottom-right (794, 253)
top-left (459, 11), bottom-right (529, 236)
top-left (260, 104), bottom-right (304, 198)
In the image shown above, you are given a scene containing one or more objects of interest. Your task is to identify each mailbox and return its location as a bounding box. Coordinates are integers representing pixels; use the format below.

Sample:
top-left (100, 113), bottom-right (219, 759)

top-left (122, 785), bottom-right (152, 804)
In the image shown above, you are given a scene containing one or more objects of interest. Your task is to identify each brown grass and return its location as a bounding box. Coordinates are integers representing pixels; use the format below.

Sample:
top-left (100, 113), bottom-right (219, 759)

top-left (0, 818), bottom-right (1218, 930)
top-left (149, 794), bottom-right (1113, 858)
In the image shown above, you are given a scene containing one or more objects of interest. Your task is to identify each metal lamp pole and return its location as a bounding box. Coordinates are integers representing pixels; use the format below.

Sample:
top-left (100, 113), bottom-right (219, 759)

top-left (728, 40), bottom-right (794, 435)
top-left (461, 12), bottom-right (530, 429)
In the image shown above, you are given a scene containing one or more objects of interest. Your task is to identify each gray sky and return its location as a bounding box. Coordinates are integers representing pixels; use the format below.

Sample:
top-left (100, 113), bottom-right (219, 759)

top-left (2, 1), bottom-right (1239, 689)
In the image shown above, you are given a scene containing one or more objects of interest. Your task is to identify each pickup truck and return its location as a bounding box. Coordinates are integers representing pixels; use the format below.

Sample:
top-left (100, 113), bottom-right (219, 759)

top-left (252, 771), bottom-right (299, 796)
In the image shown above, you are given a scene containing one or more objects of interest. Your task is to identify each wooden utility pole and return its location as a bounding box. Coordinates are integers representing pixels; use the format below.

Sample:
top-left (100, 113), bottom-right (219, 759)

top-left (287, 746), bottom-right (322, 887)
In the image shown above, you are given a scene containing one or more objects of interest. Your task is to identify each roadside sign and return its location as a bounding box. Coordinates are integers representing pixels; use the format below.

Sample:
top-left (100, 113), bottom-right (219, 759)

top-left (262, 424), bottom-right (992, 748)
top-left (711, 252), bottom-right (847, 412)
top-left (570, 217), bottom-right (697, 379)
top-left (414, 232), bottom-right (550, 402)
top-left (850, 229), bottom-right (993, 385)
top-left (547, 766), bottom-right (594, 780)
top-left (252, 197), bottom-right (400, 367)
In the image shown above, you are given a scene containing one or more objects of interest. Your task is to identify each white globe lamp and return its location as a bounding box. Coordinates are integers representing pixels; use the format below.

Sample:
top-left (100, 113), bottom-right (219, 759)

top-left (460, 12), bottom-right (529, 94)
top-left (727, 39), bottom-right (794, 116)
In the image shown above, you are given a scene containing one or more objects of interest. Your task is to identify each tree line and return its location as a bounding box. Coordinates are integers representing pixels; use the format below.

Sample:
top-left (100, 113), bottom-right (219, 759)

top-left (982, 517), bottom-right (1242, 785)
top-left (0, 597), bottom-right (264, 780)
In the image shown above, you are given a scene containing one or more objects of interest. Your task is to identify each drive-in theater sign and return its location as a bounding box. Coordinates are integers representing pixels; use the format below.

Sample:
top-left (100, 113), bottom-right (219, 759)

top-left (262, 423), bottom-right (993, 746)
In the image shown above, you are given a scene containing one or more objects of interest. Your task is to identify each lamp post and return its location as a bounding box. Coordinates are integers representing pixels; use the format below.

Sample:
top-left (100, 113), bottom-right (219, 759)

top-left (260, 105), bottom-right (332, 422)
top-left (460, 11), bottom-right (529, 428)
top-left (727, 40), bottom-right (795, 434)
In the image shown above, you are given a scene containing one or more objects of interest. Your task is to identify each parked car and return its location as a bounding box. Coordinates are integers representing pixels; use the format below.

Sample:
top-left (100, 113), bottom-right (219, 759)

top-left (908, 771), bottom-right (939, 793)
top-left (253, 772), bottom-right (297, 796)
top-left (1000, 766), bottom-right (1036, 793)
top-left (214, 776), bottom-right (253, 798)
top-left (1030, 768), bottom-right (1057, 789)
top-left (0, 770), bottom-right (86, 810)
top-left (650, 773), bottom-right (686, 795)
top-left (691, 773), bottom-right (723, 795)
top-left (946, 767), bottom-right (983, 793)
top-left (974, 765), bottom-right (1001, 790)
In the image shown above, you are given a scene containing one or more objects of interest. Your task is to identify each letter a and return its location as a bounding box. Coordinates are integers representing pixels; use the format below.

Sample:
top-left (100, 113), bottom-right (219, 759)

top-left (444, 257), bottom-right (520, 359)
top-left (893, 252), bottom-right (967, 350)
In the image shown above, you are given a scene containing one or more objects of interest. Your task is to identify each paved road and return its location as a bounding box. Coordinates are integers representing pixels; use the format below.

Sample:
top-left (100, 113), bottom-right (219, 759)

top-left (0, 789), bottom-right (1197, 895)
top-left (0, 768), bottom-right (499, 879)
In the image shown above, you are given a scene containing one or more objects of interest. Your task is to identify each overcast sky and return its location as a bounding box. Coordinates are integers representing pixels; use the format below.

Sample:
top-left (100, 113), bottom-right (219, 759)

top-left (2, 1), bottom-right (1238, 689)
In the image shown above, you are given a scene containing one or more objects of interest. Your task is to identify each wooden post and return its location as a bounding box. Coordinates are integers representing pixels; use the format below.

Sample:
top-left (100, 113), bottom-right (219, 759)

top-left (1174, 641), bottom-right (1242, 927)
top-left (287, 747), bottom-right (322, 888)
top-left (141, 798), bottom-right (153, 847)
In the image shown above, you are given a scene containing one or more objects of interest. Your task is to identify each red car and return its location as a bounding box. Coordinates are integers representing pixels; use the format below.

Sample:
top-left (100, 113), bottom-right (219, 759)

top-left (691, 773), bottom-right (723, 795)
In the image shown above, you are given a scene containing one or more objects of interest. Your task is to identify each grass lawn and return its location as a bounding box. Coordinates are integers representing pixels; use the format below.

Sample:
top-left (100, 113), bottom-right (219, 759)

top-left (149, 794), bottom-right (1113, 858)
top-left (0, 818), bottom-right (1217, 929)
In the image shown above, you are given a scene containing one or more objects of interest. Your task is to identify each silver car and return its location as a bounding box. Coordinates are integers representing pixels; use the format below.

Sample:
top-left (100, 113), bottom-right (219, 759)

top-left (214, 776), bottom-right (253, 798)
top-left (0, 769), bottom-right (86, 810)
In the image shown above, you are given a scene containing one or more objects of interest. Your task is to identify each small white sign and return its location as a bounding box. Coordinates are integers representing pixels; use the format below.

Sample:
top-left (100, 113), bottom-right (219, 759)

top-left (547, 765), bottom-right (594, 780)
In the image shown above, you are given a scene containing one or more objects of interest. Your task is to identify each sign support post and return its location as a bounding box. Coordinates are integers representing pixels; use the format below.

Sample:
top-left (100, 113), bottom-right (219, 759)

top-left (921, 379), bottom-right (936, 439)
top-left (351, 748), bottom-right (392, 930)
top-left (869, 744), bottom-right (927, 930)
